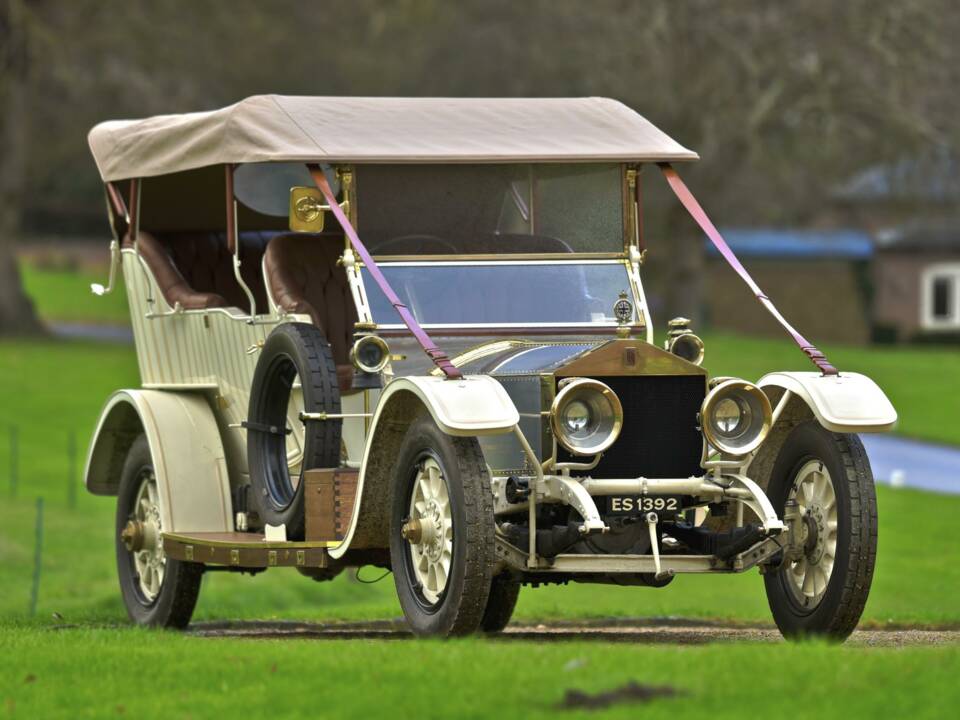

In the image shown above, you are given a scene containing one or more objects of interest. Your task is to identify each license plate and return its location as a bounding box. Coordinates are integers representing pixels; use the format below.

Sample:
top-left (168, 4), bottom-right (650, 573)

top-left (605, 495), bottom-right (682, 516)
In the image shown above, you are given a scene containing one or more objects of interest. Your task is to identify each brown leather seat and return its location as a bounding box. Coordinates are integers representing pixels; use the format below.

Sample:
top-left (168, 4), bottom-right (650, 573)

top-left (129, 231), bottom-right (230, 310)
top-left (161, 231), bottom-right (272, 311)
top-left (125, 231), bottom-right (273, 312)
top-left (264, 233), bottom-right (358, 391)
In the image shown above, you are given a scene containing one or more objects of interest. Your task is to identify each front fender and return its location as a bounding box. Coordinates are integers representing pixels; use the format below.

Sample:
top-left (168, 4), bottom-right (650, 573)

top-left (328, 375), bottom-right (519, 560)
top-left (380, 375), bottom-right (520, 436)
top-left (758, 371), bottom-right (897, 433)
top-left (85, 389), bottom-right (232, 533)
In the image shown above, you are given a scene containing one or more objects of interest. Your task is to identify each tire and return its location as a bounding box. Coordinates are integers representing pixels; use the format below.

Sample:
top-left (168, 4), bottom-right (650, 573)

top-left (115, 435), bottom-right (202, 628)
top-left (248, 323), bottom-right (341, 539)
top-left (389, 413), bottom-right (497, 636)
top-left (480, 572), bottom-right (521, 633)
top-left (763, 422), bottom-right (877, 640)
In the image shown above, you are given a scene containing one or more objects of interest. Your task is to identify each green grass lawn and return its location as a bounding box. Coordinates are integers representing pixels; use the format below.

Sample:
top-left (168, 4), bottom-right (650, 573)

top-left (20, 262), bottom-right (130, 327)
top-left (2, 627), bottom-right (958, 720)
top-left (2, 263), bottom-right (957, 718)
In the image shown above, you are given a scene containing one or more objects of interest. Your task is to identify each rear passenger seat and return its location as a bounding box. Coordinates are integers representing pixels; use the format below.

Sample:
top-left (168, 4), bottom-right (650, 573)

top-left (128, 228), bottom-right (361, 391)
top-left (124, 230), bottom-right (274, 311)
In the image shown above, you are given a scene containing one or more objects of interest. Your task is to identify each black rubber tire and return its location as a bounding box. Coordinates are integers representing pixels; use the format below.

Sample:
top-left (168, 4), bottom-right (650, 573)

top-left (248, 323), bottom-right (341, 540)
top-left (763, 422), bottom-right (878, 640)
top-left (480, 572), bottom-right (521, 633)
top-left (389, 413), bottom-right (496, 637)
top-left (116, 435), bottom-right (202, 628)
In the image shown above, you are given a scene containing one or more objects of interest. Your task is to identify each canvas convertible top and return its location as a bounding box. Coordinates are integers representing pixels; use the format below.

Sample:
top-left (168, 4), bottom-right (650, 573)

top-left (87, 95), bottom-right (698, 181)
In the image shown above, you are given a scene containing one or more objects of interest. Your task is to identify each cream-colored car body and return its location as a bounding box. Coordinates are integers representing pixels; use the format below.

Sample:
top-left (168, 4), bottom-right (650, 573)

top-left (84, 241), bottom-right (898, 549)
top-left (84, 247), bottom-right (523, 539)
top-left (85, 389), bottom-right (232, 532)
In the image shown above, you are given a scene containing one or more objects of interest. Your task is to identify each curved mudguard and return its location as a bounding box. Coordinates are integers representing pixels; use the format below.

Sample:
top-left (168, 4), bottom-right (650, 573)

top-left (381, 375), bottom-right (520, 436)
top-left (329, 375), bottom-right (519, 559)
top-left (758, 371), bottom-right (897, 433)
top-left (85, 389), bottom-right (233, 533)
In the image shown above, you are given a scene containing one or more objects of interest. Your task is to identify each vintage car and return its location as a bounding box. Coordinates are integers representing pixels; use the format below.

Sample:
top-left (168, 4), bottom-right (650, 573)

top-left (84, 96), bottom-right (896, 638)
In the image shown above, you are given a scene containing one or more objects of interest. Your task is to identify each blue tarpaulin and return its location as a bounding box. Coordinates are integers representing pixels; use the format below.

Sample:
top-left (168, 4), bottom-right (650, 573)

top-left (707, 228), bottom-right (874, 259)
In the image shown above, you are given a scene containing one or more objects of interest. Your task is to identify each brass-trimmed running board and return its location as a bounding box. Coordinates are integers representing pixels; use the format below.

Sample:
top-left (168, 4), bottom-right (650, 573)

top-left (162, 531), bottom-right (337, 569)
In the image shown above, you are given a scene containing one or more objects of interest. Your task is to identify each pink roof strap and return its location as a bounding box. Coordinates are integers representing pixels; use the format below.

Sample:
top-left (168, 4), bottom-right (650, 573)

top-left (308, 164), bottom-right (463, 380)
top-left (658, 163), bottom-right (838, 376)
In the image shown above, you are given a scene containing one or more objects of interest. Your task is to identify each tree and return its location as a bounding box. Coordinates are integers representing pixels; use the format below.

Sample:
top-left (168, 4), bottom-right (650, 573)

top-left (2, 0), bottom-right (959, 333)
top-left (0, 0), bottom-right (41, 334)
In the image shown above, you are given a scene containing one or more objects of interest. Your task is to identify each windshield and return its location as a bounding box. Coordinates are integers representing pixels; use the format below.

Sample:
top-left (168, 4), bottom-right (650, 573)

top-left (363, 261), bottom-right (637, 326)
top-left (356, 164), bottom-right (624, 256)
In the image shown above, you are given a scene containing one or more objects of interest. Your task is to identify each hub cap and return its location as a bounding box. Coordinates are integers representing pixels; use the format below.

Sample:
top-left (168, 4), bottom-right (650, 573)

top-left (406, 457), bottom-right (453, 604)
top-left (129, 471), bottom-right (166, 602)
top-left (786, 459), bottom-right (838, 608)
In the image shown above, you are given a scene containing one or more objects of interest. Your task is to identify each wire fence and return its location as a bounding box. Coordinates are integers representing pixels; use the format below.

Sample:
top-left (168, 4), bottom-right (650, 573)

top-left (5, 425), bottom-right (82, 507)
top-left (3, 425), bottom-right (82, 615)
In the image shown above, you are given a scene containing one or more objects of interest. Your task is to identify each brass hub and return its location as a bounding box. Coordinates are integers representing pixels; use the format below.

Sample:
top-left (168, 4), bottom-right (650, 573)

top-left (121, 520), bottom-right (145, 552)
top-left (401, 518), bottom-right (423, 544)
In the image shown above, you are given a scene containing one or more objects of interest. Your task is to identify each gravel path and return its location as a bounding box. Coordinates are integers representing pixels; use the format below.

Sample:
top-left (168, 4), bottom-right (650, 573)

top-left (187, 619), bottom-right (960, 647)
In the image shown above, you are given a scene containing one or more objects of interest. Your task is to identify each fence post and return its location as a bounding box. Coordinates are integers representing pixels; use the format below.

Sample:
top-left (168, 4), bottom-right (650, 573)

top-left (9, 425), bottom-right (18, 499)
top-left (67, 431), bottom-right (77, 509)
top-left (29, 497), bottom-right (44, 617)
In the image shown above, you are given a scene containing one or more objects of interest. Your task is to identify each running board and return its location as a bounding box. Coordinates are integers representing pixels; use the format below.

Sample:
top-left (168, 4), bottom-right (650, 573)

top-left (162, 532), bottom-right (336, 568)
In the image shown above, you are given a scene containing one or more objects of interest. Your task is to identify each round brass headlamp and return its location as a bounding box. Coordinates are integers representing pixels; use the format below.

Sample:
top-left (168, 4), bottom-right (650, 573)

top-left (700, 379), bottom-right (772, 456)
top-left (349, 335), bottom-right (390, 374)
top-left (667, 332), bottom-right (705, 366)
top-left (550, 378), bottom-right (623, 456)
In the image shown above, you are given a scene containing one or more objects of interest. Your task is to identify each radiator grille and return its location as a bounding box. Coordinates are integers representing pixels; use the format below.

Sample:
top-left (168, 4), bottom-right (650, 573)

top-left (556, 375), bottom-right (705, 479)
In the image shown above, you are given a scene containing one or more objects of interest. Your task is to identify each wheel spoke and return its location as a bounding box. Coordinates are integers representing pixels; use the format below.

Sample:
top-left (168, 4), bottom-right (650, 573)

top-left (146, 480), bottom-right (159, 506)
top-left (406, 456), bottom-right (454, 605)
top-left (791, 558), bottom-right (806, 581)
top-left (428, 464), bottom-right (441, 498)
top-left (418, 476), bottom-right (432, 502)
top-left (820, 557), bottom-right (834, 581)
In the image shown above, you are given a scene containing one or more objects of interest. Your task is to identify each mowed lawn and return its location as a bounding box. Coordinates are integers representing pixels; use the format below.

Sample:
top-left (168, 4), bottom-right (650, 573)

top-left (1, 262), bottom-right (958, 719)
top-left (2, 627), bottom-right (958, 720)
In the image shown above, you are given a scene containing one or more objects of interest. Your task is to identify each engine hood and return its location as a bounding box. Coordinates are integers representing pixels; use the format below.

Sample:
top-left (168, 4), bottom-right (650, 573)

top-left (448, 338), bottom-right (707, 378)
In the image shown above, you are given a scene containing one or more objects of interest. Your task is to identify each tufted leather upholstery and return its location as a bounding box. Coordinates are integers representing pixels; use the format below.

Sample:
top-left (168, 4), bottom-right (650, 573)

top-left (264, 233), bottom-right (358, 389)
top-left (129, 231), bottom-right (230, 310)
top-left (126, 231), bottom-right (274, 312)
top-left (162, 231), bottom-right (273, 311)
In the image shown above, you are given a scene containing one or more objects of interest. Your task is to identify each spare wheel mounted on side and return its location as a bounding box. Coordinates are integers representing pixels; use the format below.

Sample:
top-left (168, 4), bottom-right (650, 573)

top-left (247, 322), bottom-right (342, 540)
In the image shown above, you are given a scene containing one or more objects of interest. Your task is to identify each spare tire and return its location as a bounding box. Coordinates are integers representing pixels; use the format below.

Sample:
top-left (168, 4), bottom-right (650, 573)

top-left (248, 323), bottom-right (342, 539)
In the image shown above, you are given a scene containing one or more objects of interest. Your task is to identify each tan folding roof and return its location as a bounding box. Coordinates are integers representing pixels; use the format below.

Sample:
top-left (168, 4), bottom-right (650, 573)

top-left (88, 95), bottom-right (697, 181)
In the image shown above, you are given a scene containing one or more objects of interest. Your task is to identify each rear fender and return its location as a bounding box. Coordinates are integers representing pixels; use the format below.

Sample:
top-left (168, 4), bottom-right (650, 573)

top-left (85, 390), bottom-right (232, 533)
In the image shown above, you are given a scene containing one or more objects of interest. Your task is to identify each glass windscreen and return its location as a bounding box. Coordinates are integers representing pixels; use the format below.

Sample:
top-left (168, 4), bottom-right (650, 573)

top-left (356, 164), bottom-right (624, 255)
top-left (364, 262), bottom-right (636, 325)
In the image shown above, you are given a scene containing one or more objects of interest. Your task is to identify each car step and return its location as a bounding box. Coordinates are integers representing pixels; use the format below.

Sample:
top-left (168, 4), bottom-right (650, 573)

top-left (162, 531), bottom-right (337, 569)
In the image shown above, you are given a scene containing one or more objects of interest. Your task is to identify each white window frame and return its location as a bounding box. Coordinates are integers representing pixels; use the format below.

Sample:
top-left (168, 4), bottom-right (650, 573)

top-left (920, 263), bottom-right (960, 330)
